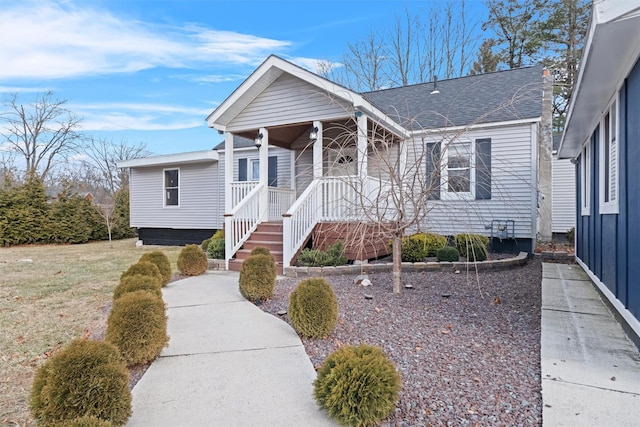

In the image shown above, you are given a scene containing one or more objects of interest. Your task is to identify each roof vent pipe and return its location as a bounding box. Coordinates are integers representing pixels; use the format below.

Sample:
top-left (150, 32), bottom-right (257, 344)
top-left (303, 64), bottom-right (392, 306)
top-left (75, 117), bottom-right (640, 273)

top-left (430, 75), bottom-right (440, 95)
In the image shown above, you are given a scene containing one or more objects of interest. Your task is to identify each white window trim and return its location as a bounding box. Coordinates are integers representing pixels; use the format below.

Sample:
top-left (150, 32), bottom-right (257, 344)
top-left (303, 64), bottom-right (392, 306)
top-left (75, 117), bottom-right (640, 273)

top-left (580, 142), bottom-right (590, 216)
top-left (440, 139), bottom-right (475, 201)
top-left (163, 167), bottom-right (180, 208)
top-left (599, 93), bottom-right (619, 214)
top-left (250, 159), bottom-right (260, 181)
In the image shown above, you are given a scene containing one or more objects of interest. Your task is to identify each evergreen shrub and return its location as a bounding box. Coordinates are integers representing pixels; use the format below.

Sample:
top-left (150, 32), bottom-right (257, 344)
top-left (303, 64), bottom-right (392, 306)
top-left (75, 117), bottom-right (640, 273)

top-left (314, 344), bottom-right (401, 427)
top-left (454, 234), bottom-right (489, 261)
top-left (105, 290), bottom-right (168, 366)
top-left (249, 246), bottom-right (272, 258)
top-left (238, 254), bottom-right (276, 302)
top-left (288, 278), bottom-right (338, 339)
top-left (51, 415), bottom-right (113, 427)
top-left (207, 238), bottom-right (225, 259)
top-left (297, 242), bottom-right (348, 267)
top-left (120, 261), bottom-right (163, 288)
top-left (30, 339), bottom-right (131, 426)
top-left (400, 232), bottom-right (448, 262)
top-left (113, 274), bottom-right (162, 300)
top-left (436, 246), bottom-right (460, 262)
top-left (138, 251), bottom-right (172, 285)
top-left (177, 244), bottom-right (208, 276)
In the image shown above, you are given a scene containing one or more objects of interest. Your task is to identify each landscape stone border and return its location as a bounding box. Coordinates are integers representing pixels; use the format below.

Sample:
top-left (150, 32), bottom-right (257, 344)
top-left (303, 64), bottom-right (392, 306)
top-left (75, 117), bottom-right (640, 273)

top-left (532, 251), bottom-right (575, 263)
top-left (283, 251), bottom-right (529, 278)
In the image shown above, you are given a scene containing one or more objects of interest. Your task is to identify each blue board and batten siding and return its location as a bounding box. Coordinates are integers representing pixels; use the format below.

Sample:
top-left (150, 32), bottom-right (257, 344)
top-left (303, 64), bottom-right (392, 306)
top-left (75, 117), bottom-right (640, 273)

top-left (577, 57), bottom-right (640, 321)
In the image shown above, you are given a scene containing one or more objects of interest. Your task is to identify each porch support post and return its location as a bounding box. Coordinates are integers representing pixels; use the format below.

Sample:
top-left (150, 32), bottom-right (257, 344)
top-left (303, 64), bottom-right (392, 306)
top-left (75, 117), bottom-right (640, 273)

top-left (313, 120), bottom-right (323, 179)
top-left (357, 113), bottom-right (368, 180)
top-left (258, 127), bottom-right (269, 221)
top-left (224, 131), bottom-right (234, 212)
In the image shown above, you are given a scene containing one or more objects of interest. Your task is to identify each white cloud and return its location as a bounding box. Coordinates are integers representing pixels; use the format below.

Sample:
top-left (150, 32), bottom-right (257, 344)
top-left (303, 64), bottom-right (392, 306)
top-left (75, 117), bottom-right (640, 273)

top-left (0, 86), bottom-right (53, 93)
top-left (0, 1), bottom-right (292, 80)
top-left (170, 73), bottom-right (246, 84)
top-left (72, 101), bottom-right (210, 131)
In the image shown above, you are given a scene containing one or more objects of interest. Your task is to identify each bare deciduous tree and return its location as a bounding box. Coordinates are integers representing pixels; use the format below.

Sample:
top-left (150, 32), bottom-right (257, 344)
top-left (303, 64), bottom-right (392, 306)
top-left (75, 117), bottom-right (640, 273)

top-left (0, 91), bottom-right (83, 181)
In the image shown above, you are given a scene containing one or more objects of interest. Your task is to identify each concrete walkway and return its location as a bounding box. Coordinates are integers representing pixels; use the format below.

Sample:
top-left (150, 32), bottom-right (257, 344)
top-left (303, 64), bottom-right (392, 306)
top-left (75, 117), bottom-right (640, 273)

top-left (127, 271), bottom-right (335, 426)
top-left (541, 263), bottom-right (640, 426)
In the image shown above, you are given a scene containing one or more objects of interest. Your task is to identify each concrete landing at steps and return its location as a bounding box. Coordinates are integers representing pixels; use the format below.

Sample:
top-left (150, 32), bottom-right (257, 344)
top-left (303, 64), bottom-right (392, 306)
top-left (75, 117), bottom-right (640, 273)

top-left (127, 271), bottom-right (335, 427)
top-left (541, 263), bottom-right (640, 426)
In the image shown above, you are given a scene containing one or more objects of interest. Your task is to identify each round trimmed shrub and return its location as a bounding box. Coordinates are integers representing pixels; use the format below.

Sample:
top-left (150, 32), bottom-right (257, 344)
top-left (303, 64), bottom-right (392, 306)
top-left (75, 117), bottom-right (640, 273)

top-left (113, 274), bottom-right (162, 300)
top-left (436, 246), bottom-right (460, 262)
top-left (177, 244), bottom-right (208, 276)
top-left (201, 237), bottom-right (212, 251)
top-left (288, 278), bottom-right (338, 338)
top-left (238, 254), bottom-right (276, 302)
top-left (207, 238), bottom-right (225, 259)
top-left (401, 233), bottom-right (447, 262)
top-left (105, 290), bottom-right (168, 366)
top-left (138, 251), bottom-right (172, 285)
top-left (249, 246), bottom-right (272, 258)
top-left (120, 261), bottom-right (162, 288)
top-left (30, 339), bottom-right (131, 426)
top-left (51, 416), bottom-right (114, 427)
top-left (314, 344), bottom-right (401, 427)
top-left (465, 243), bottom-right (488, 262)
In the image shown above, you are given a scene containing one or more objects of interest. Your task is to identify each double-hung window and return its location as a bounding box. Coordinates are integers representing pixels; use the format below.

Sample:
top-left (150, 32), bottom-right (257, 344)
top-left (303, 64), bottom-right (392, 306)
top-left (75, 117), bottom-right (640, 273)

top-left (164, 168), bottom-right (179, 206)
top-left (443, 140), bottom-right (474, 199)
top-left (599, 95), bottom-right (618, 214)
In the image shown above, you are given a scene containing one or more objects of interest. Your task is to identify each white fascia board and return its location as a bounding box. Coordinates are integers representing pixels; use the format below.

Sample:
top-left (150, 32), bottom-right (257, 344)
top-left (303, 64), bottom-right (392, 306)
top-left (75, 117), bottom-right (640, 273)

top-left (117, 150), bottom-right (218, 168)
top-left (559, 0), bottom-right (640, 158)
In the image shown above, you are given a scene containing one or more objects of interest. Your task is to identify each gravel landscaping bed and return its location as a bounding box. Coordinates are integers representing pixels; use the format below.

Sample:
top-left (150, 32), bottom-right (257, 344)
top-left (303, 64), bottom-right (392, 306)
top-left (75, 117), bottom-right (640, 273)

top-left (261, 258), bottom-right (542, 426)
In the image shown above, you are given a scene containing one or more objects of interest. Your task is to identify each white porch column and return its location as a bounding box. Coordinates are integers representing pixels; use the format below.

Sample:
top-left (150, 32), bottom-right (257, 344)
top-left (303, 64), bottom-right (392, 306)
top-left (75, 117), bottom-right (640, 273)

top-left (224, 131), bottom-right (234, 212)
top-left (313, 120), bottom-right (323, 178)
top-left (357, 113), bottom-right (368, 180)
top-left (258, 127), bottom-right (269, 221)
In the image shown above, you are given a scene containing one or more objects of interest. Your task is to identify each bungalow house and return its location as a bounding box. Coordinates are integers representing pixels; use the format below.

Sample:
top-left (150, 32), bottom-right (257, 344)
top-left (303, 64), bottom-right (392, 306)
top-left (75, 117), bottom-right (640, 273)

top-left (121, 55), bottom-right (554, 270)
top-left (559, 0), bottom-right (640, 341)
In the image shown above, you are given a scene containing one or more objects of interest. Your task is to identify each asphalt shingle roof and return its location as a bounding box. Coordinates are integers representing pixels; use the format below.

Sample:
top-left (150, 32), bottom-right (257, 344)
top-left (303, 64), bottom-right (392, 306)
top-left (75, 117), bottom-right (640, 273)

top-left (362, 65), bottom-right (544, 130)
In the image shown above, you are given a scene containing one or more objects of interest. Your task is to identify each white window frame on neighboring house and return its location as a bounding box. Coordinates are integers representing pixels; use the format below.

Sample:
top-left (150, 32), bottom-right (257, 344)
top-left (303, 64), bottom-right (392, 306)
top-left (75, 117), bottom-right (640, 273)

top-left (581, 141), bottom-right (590, 216)
top-left (441, 139), bottom-right (475, 201)
top-left (163, 168), bottom-right (179, 207)
top-left (599, 93), bottom-right (619, 214)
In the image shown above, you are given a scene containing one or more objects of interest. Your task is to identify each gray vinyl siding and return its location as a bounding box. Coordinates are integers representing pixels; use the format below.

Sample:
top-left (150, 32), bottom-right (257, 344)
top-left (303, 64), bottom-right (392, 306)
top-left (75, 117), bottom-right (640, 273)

top-left (409, 123), bottom-right (537, 238)
top-left (552, 157), bottom-right (576, 233)
top-left (226, 74), bottom-right (351, 131)
top-left (129, 162), bottom-right (222, 229)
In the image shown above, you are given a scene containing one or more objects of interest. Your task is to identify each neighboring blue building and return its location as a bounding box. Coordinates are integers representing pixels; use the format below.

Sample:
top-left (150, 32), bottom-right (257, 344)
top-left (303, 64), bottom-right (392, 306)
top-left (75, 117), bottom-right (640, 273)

top-left (559, 0), bottom-right (640, 343)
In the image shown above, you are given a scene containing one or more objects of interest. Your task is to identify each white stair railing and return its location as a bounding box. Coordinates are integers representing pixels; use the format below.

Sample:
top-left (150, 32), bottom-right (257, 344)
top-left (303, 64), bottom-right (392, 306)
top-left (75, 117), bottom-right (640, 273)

top-left (282, 180), bottom-right (321, 268)
top-left (225, 183), bottom-right (264, 269)
top-left (230, 181), bottom-right (259, 206)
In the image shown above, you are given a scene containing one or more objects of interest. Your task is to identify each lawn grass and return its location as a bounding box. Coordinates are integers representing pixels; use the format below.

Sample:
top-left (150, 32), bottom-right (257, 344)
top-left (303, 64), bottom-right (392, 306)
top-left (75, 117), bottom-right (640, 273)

top-left (0, 238), bottom-right (182, 426)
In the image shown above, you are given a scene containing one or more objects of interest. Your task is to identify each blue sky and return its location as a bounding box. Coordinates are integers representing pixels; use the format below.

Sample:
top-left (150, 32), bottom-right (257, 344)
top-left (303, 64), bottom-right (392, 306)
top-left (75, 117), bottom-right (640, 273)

top-left (0, 0), bottom-right (488, 156)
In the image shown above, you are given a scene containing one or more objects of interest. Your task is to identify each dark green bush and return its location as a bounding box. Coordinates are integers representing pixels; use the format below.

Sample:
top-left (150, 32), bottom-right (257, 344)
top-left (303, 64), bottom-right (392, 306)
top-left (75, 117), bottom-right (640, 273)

top-left (120, 261), bottom-right (163, 288)
top-left (207, 238), bottom-right (225, 259)
top-left (400, 233), bottom-right (447, 262)
top-left (436, 246), bottom-right (460, 262)
top-left (139, 251), bottom-right (172, 285)
top-left (30, 339), bottom-right (131, 426)
top-left (314, 344), bottom-right (401, 427)
top-left (297, 242), bottom-right (348, 267)
top-left (238, 254), bottom-right (276, 302)
top-left (51, 415), bottom-right (114, 427)
top-left (177, 244), bottom-right (208, 276)
top-left (113, 274), bottom-right (162, 300)
top-left (288, 278), bottom-right (338, 339)
top-left (105, 290), bottom-right (168, 366)
top-left (454, 234), bottom-right (489, 261)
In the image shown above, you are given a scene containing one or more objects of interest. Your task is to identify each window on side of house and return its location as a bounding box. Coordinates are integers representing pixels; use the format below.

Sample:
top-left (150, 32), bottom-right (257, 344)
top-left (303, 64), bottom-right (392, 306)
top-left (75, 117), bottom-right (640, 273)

top-left (164, 168), bottom-right (179, 206)
top-left (426, 138), bottom-right (491, 201)
top-left (580, 140), bottom-right (591, 216)
top-left (599, 95), bottom-right (619, 214)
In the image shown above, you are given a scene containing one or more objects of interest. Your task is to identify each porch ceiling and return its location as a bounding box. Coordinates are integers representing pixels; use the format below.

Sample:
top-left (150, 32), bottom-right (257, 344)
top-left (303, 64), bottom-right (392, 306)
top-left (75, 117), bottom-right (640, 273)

top-left (235, 122), bottom-right (311, 149)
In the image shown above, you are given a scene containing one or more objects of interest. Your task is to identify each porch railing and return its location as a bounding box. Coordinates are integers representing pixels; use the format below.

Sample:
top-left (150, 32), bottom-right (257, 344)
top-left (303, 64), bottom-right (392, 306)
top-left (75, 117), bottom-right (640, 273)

top-left (282, 175), bottom-right (391, 268)
top-left (268, 187), bottom-right (295, 221)
top-left (230, 181), bottom-right (259, 206)
top-left (224, 183), bottom-right (264, 269)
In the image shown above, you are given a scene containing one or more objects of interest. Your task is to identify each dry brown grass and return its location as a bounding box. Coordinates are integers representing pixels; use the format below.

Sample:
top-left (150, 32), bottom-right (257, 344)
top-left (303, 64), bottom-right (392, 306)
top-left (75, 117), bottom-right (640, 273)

top-left (0, 238), bottom-right (181, 426)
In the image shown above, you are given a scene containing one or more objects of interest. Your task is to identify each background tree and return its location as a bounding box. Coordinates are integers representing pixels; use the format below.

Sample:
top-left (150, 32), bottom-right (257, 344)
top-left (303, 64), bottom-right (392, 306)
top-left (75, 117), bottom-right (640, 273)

top-left (0, 91), bottom-right (83, 181)
top-left (469, 39), bottom-right (501, 75)
top-left (482, 0), bottom-right (550, 69)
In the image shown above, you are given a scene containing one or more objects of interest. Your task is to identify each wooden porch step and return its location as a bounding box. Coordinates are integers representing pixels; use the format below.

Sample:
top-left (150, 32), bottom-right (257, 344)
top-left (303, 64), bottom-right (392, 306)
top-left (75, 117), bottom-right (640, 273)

top-left (228, 221), bottom-right (284, 275)
top-left (242, 240), bottom-right (283, 252)
top-left (228, 258), bottom-right (283, 275)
